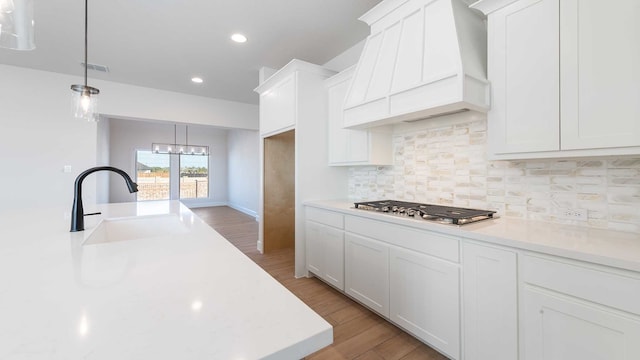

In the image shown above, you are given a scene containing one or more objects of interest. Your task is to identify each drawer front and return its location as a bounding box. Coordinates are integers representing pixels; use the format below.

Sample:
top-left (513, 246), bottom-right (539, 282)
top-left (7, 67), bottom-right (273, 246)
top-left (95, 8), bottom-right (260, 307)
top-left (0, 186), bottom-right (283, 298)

top-left (305, 207), bottom-right (344, 229)
top-left (523, 254), bottom-right (640, 315)
top-left (345, 215), bottom-right (459, 263)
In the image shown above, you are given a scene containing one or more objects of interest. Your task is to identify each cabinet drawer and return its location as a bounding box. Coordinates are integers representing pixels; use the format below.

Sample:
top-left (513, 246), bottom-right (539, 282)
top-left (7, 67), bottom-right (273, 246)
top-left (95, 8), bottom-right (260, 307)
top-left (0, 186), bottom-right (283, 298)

top-left (345, 215), bottom-right (459, 263)
top-left (305, 207), bottom-right (344, 229)
top-left (523, 254), bottom-right (640, 315)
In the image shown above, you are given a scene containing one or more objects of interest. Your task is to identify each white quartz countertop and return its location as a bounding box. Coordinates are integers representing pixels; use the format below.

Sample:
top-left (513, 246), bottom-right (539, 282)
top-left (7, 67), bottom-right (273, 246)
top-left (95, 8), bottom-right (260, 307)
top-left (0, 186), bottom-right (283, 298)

top-left (305, 200), bottom-right (640, 272)
top-left (0, 201), bottom-right (332, 359)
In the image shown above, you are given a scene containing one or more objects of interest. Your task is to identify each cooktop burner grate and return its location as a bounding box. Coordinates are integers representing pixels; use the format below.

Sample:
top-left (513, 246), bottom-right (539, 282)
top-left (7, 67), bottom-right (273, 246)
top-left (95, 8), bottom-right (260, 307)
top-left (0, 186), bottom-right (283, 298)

top-left (354, 200), bottom-right (496, 225)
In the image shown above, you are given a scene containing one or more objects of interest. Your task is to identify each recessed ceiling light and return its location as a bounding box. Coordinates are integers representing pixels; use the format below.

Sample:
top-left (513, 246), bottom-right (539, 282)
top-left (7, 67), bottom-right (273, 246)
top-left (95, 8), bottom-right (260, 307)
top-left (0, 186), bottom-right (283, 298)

top-left (191, 77), bottom-right (203, 84)
top-left (231, 33), bottom-right (247, 43)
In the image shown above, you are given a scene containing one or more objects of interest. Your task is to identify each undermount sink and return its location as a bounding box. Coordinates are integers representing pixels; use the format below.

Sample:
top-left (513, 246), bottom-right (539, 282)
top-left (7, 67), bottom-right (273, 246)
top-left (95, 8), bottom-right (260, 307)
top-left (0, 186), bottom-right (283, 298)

top-left (84, 214), bottom-right (189, 245)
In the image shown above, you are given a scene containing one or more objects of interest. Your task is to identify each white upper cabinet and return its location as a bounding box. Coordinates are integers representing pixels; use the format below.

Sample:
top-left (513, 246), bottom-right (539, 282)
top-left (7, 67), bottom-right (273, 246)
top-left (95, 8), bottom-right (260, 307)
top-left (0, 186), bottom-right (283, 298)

top-left (486, 0), bottom-right (560, 154)
top-left (343, 0), bottom-right (490, 129)
top-left (258, 72), bottom-right (297, 137)
top-left (255, 60), bottom-right (336, 137)
top-left (325, 66), bottom-right (393, 166)
top-left (560, 0), bottom-right (640, 150)
top-left (475, 0), bottom-right (640, 159)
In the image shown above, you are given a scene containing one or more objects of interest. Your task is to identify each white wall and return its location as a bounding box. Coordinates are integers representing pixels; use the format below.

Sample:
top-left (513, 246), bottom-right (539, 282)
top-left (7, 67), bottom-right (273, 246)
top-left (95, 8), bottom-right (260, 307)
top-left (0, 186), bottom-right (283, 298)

top-left (96, 117), bottom-right (111, 203)
top-left (0, 64), bottom-right (258, 213)
top-left (227, 129), bottom-right (259, 217)
top-left (107, 118), bottom-right (228, 206)
top-left (93, 78), bottom-right (258, 131)
top-left (322, 39), bottom-right (366, 72)
top-left (0, 65), bottom-right (98, 213)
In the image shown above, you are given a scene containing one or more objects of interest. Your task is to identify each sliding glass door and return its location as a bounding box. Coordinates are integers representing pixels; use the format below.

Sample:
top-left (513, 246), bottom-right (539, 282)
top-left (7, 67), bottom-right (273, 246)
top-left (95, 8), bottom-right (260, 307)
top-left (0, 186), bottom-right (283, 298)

top-left (180, 154), bottom-right (208, 199)
top-left (136, 150), bottom-right (209, 201)
top-left (136, 150), bottom-right (170, 201)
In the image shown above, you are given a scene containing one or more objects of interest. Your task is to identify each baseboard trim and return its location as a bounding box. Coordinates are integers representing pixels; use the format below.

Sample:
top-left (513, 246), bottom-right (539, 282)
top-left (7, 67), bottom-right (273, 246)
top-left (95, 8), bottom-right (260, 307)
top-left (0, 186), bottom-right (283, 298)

top-left (227, 203), bottom-right (258, 220)
top-left (183, 201), bottom-right (227, 209)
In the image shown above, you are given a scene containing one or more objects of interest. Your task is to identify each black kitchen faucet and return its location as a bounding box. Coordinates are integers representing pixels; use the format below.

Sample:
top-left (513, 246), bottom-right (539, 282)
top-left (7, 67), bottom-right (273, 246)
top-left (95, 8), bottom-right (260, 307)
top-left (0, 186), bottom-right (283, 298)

top-left (70, 166), bottom-right (138, 232)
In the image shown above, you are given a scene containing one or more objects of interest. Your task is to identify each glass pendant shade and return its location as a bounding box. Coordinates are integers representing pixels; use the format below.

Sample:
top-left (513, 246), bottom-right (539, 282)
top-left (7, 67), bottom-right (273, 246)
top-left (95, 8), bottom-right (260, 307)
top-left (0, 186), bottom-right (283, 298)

top-left (0, 0), bottom-right (35, 50)
top-left (71, 0), bottom-right (100, 122)
top-left (71, 85), bottom-right (100, 122)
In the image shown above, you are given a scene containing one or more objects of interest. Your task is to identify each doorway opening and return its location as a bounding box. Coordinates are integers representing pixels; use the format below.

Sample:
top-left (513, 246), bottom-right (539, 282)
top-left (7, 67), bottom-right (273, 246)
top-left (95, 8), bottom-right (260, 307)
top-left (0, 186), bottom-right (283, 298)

top-left (263, 129), bottom-right (295, 252)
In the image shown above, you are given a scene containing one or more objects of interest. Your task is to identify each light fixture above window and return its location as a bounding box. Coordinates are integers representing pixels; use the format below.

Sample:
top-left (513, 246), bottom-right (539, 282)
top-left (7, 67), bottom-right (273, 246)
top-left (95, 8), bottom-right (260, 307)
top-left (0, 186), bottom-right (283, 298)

top-left (152, 124), bottom-right (209, 156)
top-left (191, 77), bottom-right (203, 84)
top-left (0, 0), bottom-right (35, 50)
top-left (70, 0), bottom-right (99, 122)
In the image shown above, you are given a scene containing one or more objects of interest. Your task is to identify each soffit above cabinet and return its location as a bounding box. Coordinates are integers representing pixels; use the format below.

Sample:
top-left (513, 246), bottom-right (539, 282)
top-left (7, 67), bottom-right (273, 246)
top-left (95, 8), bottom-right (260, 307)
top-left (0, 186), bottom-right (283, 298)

top-left (343, 0), bottom-right (490, 129)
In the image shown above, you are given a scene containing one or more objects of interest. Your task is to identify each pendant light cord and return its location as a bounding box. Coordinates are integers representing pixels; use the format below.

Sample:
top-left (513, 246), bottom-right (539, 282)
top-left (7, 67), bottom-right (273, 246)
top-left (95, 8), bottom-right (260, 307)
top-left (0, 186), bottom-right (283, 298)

top-left (84, 0), bottom-right (88, 87)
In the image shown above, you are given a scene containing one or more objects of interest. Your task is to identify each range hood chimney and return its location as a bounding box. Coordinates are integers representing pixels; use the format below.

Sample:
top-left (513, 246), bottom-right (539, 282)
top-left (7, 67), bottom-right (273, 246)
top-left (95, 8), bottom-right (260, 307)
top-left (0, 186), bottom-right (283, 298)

top-left (343, 0), bottom-right (489, 129)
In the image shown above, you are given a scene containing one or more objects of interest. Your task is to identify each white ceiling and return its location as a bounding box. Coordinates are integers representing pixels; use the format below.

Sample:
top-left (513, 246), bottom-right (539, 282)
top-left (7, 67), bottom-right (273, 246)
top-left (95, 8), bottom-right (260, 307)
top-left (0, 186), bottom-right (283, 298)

top-left (0, 0), bottom-right (382, 104)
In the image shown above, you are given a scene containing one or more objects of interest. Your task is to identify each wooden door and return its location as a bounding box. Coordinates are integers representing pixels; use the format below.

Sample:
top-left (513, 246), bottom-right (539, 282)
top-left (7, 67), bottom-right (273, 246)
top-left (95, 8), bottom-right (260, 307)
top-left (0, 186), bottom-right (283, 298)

top-left (263, 130), bottom-right (295, 252)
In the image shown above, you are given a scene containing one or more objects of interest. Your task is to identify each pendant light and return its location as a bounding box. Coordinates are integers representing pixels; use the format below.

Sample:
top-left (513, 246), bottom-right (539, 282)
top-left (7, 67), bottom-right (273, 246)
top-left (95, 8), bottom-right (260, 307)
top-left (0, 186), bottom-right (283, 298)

top-left (0, 0), bottom-right (35, 50)
top-left (152, 125), bottom-right (209, 156)
top-left (70, 0), bottom-right (99, 122)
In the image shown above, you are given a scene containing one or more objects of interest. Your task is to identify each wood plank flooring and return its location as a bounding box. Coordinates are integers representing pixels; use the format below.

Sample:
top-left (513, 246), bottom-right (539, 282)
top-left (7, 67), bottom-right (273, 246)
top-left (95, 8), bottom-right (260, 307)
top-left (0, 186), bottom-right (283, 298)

top-left (191, 206), bottom-right (447, 360)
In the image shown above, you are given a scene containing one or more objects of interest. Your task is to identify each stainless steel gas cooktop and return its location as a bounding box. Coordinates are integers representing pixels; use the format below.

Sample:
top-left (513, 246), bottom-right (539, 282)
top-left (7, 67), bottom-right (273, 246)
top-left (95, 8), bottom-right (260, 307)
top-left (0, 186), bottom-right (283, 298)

top-left (354, 200), bottom-right (496, 225)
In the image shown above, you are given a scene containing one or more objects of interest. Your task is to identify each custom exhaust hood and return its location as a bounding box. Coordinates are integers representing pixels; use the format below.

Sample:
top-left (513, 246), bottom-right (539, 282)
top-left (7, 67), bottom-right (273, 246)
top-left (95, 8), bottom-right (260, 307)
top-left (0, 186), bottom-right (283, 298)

top-left (343, 0), bottom-right (489, 129)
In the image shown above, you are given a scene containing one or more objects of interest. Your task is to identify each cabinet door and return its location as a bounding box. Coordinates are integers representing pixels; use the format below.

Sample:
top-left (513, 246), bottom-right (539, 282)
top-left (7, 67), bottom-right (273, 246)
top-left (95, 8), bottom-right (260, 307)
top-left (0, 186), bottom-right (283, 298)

top-left (345, 233), bottom-right (389, 317)
top-left (327, 72), bottom-right (370, 165)
top-left (322, 225), bottom-right (344, 291)
top-left (488, 0), bottom-right (560, 154)
top-left (305, 222), bottom-right (345, 290)
top-left (522, 286), bottom-right (640, 360)
top-left (560, 0), bottom-right (640, 150)
top-left (390, 246), bottom-right (460, 360)
top-left (305, 221), bottom-right (323, 276)
top-left (462, 243), bottom-right (518, 360)
top-left (260, 73), bottom-right (296, 136)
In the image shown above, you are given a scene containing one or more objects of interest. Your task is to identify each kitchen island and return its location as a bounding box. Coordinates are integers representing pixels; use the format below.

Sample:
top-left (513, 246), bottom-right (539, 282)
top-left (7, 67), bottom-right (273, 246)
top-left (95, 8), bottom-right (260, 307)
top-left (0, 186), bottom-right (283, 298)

top-left (0, 201), bottom-right (332, 359)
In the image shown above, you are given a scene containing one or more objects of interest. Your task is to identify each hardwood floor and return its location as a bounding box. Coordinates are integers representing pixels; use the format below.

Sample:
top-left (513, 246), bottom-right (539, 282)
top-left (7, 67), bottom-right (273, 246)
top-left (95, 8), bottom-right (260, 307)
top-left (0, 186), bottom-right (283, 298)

top-left (191, 206), bottom-right (446, 360)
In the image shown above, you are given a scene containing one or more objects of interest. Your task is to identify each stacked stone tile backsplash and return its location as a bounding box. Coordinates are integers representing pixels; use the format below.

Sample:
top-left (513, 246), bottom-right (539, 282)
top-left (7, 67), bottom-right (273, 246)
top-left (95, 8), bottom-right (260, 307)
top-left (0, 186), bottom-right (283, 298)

top-left (348, 117), bottom-right (640, 233)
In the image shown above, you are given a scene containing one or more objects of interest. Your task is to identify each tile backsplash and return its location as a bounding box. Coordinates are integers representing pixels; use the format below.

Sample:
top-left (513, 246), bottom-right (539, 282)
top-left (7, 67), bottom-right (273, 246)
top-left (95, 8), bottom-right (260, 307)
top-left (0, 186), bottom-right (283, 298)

top-left (348, 116), bottom-right (640, 233)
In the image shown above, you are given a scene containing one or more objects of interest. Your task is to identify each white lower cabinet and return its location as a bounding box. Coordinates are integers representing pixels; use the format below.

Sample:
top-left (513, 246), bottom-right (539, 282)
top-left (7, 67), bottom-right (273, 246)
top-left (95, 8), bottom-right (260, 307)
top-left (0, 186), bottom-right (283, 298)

top-left (344, 232), bottom-right (390, 317)
top-left (390, 246), bottom-right (460, 359)
top-left (306, 206), bottom-right (640, 360)
top-left (522, 287), bottom-right (640, 360)
top-left (462, 242), bottom-right (518, 360)
top-left (305, 221), bottom-right (344, 290)
top-left (521, 254), bottom-right (640, 360)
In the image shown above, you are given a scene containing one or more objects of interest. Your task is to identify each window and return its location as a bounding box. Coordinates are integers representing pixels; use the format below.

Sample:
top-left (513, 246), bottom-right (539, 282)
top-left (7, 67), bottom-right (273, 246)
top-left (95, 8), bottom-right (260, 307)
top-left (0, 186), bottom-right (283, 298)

top-left (136, 150), bottom-right (170, 201)
top-left (180, 155), bottom-right (209, 199)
